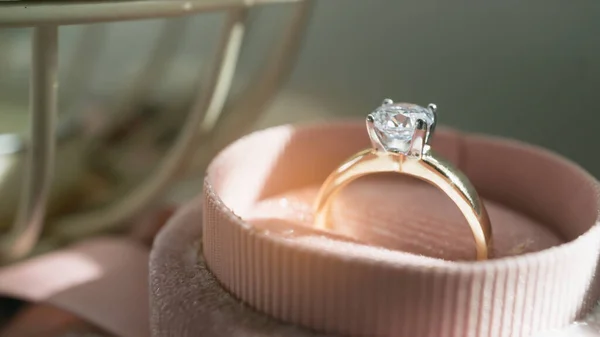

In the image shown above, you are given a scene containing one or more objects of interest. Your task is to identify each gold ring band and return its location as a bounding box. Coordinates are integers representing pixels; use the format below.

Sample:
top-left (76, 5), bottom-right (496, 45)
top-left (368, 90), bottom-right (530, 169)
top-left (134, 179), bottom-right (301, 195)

top-left (313, 99), bottom-right (493, 260)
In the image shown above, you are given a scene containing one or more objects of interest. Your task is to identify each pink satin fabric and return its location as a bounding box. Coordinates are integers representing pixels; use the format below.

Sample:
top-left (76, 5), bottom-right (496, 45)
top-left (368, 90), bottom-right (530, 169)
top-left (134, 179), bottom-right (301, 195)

top-left (0, 238), bottom-right (150, 337)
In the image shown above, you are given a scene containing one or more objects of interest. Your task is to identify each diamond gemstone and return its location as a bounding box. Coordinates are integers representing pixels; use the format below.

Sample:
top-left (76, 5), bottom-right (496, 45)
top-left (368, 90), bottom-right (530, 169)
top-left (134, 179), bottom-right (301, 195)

top-left (372, 103), bottom-right (434, 153)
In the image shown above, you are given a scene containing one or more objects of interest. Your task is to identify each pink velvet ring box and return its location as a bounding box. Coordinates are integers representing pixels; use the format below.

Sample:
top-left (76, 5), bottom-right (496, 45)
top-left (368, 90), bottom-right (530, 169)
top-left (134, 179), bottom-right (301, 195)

top-left (187, 122), bottom-right (599, 337)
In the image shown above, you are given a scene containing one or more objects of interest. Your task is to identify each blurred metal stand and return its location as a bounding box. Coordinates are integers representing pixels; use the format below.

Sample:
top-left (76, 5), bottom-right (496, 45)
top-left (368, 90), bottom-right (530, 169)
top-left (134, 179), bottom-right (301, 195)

top-left (0, 0), bottom-right (313, 263)
top-left (1, 25), bottom-right (59, 261)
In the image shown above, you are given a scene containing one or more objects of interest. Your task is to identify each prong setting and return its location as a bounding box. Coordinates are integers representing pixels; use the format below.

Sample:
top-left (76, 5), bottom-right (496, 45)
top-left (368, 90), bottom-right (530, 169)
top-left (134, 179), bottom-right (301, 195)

top-left (368, 99), bottom-right (436, 157)
top-left (424, 103), bottom-right (437, 146)
top-left (366, 114), bottom-right (385, 152)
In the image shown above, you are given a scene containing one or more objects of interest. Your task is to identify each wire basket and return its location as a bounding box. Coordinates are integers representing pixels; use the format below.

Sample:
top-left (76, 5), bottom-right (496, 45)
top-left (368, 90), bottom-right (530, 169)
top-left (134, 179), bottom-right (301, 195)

top-left (0, 0), bottom-right (313, 263)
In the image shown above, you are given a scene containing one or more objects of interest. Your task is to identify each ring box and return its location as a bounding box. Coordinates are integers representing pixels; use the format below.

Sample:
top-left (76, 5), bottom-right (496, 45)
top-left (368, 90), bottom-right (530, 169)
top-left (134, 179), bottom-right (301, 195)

top-left (4, 121), bottom-right (596, 336)
top-left (194, 121), bottom-right (600, 337)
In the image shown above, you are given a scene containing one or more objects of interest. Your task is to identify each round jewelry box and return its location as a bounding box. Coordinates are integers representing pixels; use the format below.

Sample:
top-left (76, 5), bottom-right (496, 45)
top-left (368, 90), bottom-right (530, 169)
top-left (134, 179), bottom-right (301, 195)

top-left (196, 122), bottom-right (600, 337)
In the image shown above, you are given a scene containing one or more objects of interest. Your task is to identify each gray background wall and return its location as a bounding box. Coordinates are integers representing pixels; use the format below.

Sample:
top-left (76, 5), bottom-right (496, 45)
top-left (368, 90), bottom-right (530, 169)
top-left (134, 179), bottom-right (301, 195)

top-left (0, 0), bottom-right (599, 175)
top-left (262, 0), bottom-right (600, 176)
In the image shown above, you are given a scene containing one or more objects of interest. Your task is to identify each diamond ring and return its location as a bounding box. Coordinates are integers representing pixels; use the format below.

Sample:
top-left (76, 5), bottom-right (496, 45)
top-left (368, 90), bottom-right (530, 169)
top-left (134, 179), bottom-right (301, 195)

top-left (313, 99), bottom-right (493, 260)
